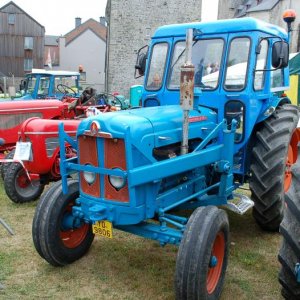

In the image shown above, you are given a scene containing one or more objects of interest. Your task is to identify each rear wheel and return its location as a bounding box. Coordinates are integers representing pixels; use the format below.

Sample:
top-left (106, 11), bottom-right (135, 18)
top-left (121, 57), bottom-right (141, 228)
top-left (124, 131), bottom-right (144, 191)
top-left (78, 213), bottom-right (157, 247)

top-left (250, 104), bottom-right (299, 231)
top-left (0, 150), bottom-right (15, 180)
top-left (175, 206), bottom-right (229, 300)
top-left (32, 179), bottom-right (94, 266)
top-left (4, 162), bottom-right (44, 203)
top-left (278, 144), bottom-right (300, 299)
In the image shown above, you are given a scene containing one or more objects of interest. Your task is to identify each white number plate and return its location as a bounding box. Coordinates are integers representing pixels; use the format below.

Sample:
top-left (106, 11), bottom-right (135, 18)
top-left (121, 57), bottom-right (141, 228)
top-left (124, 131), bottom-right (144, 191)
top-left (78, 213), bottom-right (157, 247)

top-left (14, 142), bottom-right (32, 161)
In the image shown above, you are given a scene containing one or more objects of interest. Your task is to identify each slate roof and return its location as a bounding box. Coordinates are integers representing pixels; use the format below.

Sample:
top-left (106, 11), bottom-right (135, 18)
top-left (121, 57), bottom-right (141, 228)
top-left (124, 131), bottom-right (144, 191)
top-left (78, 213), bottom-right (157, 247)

top-left (64, 18), bottom-right (107, 46)
top-left (234, 0), bottom-right (280, 18)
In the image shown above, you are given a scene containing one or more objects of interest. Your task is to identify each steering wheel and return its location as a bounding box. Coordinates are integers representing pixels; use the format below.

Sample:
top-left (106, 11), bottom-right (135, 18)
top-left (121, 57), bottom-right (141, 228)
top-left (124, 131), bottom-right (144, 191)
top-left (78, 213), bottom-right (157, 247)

top-left (56, 84), bottom-right (77, 97)
top-left (98, 92), bottom-right (123, 109)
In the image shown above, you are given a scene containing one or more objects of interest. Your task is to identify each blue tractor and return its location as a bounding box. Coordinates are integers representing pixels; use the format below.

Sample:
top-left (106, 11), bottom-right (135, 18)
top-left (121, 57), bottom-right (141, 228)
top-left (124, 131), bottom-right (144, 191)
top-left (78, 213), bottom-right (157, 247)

top-left (33, 16), bottom-right (299, 299)
top-left (8, 69), bottom-right (80, 100)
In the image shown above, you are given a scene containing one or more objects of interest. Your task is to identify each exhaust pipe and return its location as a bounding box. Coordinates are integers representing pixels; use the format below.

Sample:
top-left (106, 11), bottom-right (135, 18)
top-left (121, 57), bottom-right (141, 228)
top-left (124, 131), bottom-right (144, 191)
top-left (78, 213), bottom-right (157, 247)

top-left (180, 29), bottom-right (194, 155)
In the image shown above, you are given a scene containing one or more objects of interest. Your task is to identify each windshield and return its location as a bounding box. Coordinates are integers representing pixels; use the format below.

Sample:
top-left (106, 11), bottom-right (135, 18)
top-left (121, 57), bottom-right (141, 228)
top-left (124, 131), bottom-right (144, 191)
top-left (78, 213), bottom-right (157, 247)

top-left (54, 76), bottom-right (78, 94)
top-left (168, 39), bottom-right (224, 90)
top-left (26, 76), bottom-right (37, 95)
top-left (38, 76), bottom-right (51, 97)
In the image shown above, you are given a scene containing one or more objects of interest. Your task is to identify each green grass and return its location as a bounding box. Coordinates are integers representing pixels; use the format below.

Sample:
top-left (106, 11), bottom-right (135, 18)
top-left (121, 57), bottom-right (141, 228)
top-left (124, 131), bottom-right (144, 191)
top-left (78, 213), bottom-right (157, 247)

top-left (0, 181), bottom-right (283, 299)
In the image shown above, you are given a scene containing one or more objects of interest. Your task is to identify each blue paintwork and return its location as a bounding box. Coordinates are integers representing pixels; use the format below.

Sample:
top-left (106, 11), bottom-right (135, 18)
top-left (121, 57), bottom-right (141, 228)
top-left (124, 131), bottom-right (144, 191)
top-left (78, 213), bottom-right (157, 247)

top-left (58, 18), bottom-right (291, 246)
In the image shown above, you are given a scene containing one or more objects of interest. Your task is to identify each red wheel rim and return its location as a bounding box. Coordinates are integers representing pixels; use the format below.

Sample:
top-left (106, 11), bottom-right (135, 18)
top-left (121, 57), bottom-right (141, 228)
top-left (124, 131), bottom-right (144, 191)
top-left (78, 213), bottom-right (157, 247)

top-left (59, 202), bottom-right (89, 249)
top-left (207, 232), bottom-right (225, 294)
top-left (16, 170), bottom-right (30, 188)
top-left (284, 130), bottom-right (299, 192)
top-left (60, 224), bottom-right (89, 248)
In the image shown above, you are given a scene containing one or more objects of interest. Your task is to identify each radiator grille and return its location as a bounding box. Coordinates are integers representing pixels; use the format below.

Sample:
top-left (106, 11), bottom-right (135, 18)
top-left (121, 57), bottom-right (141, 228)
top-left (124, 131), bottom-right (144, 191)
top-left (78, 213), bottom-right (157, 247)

top-left (79, 135), bottom-right (100, 197)
top-left (104, 139), bottom-right (129, 203)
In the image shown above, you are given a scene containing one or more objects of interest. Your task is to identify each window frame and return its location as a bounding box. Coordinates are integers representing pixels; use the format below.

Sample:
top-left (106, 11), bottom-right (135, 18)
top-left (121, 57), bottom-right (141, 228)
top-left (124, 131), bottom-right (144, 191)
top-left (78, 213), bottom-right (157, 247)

top-left (223, 36), bottom-right (252, 92)
top-left (8, 13), bottom-right (15, 25)
top-left (167, 37), bottom-right (225, 92)
top-left (24, 58), bottom-right (33, 72)
top-left (145, 42), bottom-right (169, 92)
top-left (24, 37), bottom-right (34, 50)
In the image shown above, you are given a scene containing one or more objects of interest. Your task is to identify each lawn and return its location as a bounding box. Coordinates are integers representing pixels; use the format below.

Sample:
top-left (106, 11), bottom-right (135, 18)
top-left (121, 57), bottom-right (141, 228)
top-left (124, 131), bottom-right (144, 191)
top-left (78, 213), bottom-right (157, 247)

top-left (0, 180), bottom-right (283, 299)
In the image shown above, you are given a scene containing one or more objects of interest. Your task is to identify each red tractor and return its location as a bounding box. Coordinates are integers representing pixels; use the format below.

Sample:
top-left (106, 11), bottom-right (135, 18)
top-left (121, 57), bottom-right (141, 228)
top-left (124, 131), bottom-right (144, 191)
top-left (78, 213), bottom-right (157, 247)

top-left (2, 97), bottom-right (124, 203)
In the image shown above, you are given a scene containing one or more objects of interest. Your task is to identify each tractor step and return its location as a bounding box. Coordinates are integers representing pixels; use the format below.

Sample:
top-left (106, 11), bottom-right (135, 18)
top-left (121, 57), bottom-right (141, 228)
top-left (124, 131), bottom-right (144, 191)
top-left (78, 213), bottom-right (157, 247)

top-left (225, 193), bottom-right (254, 215)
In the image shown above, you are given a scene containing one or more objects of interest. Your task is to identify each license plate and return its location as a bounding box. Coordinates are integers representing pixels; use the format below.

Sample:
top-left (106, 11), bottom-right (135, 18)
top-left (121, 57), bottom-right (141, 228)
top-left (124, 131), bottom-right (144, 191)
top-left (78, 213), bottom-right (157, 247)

top-left (92, 221), bottom-right (113, 238)
top-left (14, 142), bottom-right (32, 161)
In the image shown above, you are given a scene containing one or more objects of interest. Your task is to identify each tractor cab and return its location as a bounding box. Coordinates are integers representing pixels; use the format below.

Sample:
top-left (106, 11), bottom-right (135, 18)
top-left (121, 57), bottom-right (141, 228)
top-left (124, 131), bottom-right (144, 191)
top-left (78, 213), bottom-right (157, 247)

top-left (17, 69), bottom-right (81, 100)
top-left (136, 18), bottom-right (289, 174)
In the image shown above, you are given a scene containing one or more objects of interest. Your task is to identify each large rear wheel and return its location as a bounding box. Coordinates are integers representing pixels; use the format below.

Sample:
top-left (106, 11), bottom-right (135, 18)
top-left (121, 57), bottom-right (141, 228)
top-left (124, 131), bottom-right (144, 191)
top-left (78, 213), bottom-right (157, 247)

top-left (250, 104), bottom-right (299, 231)
top-left (175, 206), bottom-right (229, 300)
top-left (4, 162), bottom-right (44, 203)
top-left (32, 179), bottom-right (94, 266)
top-left (278, 143), bottom-right (300, 299)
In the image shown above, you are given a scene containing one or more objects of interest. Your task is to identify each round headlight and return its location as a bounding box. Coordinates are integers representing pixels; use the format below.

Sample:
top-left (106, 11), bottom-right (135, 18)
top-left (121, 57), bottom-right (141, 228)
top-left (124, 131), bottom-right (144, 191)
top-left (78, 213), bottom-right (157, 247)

top-left (83, 164), bottom-right (96, 185)
top-left (108, 168), bottom-right (126, 190)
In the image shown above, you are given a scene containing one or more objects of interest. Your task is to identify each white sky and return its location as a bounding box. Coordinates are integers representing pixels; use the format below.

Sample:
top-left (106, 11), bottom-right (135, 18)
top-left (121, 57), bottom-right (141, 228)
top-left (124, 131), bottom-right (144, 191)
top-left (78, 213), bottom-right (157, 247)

top-left (0, 0), bottom-right (218, 36)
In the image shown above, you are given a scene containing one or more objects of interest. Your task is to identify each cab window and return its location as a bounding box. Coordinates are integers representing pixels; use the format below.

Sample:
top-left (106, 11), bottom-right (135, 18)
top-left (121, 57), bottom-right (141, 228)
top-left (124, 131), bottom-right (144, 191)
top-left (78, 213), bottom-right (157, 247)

top-left (146, 43), bottom-right (168, 91)
top-left (225, 37), bottom-right (251, 91)
top-left (168, 39), bottom-right (224, 90)
top-left (254, 39), bottom-right (268, 90)
top-left (38, 76), bottom-right (50, 97)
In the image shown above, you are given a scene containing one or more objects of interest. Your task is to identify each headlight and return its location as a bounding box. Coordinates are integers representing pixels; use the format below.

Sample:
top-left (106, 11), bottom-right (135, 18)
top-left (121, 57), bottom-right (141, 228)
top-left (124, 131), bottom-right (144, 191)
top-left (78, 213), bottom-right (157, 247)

top-left (108, 168), bottom-right (126, 190)
top-left (83, 164), bottom-right (96, 185)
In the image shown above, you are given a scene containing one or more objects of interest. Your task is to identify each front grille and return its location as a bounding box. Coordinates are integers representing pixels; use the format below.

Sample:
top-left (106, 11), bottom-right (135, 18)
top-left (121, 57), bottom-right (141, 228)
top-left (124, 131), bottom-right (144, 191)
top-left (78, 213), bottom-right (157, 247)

top-left (78, 135), bottom-right (128, 202)
top-left (79, 135), bottom-right (100, 197)
top-left (104, 139), bottom-right (129, 203)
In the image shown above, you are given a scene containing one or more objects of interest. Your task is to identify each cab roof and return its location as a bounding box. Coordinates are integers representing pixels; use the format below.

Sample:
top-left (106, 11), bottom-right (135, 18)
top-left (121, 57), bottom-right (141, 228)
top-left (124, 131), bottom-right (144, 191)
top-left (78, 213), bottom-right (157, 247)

top-left (153, 18), bottom-right (287, 40)
top-left (29, 69), bottom-right (80, 76)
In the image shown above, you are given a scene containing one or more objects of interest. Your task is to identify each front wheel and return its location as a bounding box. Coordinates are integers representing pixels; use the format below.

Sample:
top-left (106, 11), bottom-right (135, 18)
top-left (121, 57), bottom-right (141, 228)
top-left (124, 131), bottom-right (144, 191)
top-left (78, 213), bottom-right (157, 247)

top-left (4, 162), bottom-right (44, 203)
top-left (0, 149), bottom-right (15, 180)
top-left (32, 179), bottom-right (94, 266)
top-left (175, 206), bottom-right (229, 300)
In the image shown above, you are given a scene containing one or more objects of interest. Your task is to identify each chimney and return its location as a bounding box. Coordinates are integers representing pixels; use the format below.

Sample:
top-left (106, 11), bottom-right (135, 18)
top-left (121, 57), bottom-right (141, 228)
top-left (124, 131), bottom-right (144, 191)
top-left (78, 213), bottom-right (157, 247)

top-left (100, 16), bottom-right (106, 26)
top-left (75, 17), bottom-right (81, 28)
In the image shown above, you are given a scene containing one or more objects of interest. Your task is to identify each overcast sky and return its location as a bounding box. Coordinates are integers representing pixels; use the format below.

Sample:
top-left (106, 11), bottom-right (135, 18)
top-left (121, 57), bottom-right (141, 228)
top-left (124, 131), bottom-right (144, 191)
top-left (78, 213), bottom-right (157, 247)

top-left (0, 0), bottom-right (218, 36)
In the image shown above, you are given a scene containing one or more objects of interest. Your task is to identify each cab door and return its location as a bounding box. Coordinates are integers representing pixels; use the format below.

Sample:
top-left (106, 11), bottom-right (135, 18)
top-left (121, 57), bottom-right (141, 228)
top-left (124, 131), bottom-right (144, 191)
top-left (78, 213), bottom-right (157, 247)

top-left (142, 38), bottom-right (172, 106)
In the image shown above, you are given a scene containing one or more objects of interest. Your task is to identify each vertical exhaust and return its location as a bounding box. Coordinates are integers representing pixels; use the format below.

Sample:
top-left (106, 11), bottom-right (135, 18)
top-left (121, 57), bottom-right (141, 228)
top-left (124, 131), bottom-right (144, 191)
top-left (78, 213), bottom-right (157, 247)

top-left (180, 29), bottom-right (195, 155)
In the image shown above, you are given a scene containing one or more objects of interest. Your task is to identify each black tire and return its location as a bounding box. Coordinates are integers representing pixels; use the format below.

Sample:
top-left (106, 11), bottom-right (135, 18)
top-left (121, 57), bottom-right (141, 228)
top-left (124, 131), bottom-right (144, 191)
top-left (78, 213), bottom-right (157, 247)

top-left (278, 147), bottom-right (300, 299)
top-left (175, 206), bottom-right (229, 300)
top-left (32, 179), bottom-right (94, 266)
top-left (4, 162), bottom-right (44, 203)
top-left (250, 104), bottom-right (299, 231)
top-left (0, 149), bottom-right (15, 180)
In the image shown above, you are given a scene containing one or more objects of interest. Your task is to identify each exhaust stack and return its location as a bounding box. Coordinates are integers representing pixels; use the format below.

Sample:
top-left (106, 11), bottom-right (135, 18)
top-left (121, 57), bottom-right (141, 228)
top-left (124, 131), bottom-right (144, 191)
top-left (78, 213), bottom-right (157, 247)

top-left (180, 29), bottom-right (195, 155)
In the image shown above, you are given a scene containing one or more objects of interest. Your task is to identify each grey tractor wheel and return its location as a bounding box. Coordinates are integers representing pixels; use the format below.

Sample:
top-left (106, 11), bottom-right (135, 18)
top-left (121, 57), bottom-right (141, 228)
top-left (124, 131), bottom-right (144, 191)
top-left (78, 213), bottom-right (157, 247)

top-left (250, 104), bottom-right (300, 231)
top-left (4, 162), bottom-right (44, 203)
top-left (175, 206), bottom-right (229, 300)
top-left (32, 179), bottom-right (94, 266)
top-left (0, 149), bottom-right (15, 180)
top-left (278, 146), bottom-right (300, 299)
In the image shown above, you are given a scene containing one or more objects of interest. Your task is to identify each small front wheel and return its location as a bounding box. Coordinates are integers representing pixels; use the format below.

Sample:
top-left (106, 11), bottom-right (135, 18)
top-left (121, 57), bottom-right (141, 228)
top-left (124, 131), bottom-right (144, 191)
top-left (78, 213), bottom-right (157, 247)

top-left (175, 206), bottom-right (229, 300)
top-left (32, 179), bottom-right (94, 266)
top-left (4, 162), bottom-right (44, 203)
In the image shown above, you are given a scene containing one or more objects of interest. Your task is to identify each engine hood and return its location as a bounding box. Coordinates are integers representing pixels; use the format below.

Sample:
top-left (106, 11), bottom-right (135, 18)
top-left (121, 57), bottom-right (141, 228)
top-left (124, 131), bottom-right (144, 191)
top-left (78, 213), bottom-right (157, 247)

top-left (77, 105), bottom-right (217, 147)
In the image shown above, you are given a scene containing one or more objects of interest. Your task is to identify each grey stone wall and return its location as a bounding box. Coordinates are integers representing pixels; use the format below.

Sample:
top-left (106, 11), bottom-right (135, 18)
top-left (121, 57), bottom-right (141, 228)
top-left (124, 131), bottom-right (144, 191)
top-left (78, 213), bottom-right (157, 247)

top-left (106, 0), bottom-right (202, 97)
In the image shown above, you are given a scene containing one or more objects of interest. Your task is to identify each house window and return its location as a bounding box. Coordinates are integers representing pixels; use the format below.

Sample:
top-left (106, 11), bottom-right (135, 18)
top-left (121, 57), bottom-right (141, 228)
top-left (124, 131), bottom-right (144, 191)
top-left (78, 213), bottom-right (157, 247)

top-left (24, 37), bottom-right (33, 50)
top-left (8, 13), bottom-right (15, 25)
top-left (24, 59), bottom-right (33, 71)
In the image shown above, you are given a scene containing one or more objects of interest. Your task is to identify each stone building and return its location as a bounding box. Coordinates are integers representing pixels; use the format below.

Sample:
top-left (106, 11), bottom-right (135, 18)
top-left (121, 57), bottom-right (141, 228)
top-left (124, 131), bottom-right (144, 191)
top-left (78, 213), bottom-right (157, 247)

top-left (218, 0), bottom-right (300, 52)
top-left (105, 0), bottom-right (202, 96)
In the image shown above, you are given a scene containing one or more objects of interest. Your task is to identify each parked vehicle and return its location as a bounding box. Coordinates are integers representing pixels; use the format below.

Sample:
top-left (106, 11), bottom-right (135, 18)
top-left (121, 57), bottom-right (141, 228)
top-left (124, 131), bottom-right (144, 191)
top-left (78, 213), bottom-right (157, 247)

top-left (2, 93), bottom-right (129, 203)
top-left (11, 69), bottom-right (80, 100)
top-left (33, 16), bottom-right (299, 299)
